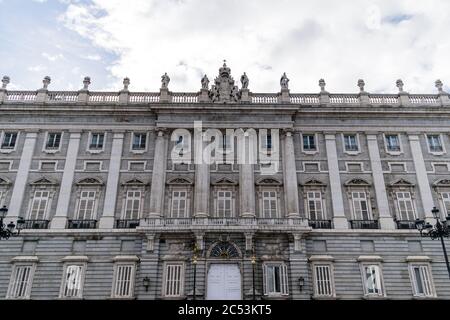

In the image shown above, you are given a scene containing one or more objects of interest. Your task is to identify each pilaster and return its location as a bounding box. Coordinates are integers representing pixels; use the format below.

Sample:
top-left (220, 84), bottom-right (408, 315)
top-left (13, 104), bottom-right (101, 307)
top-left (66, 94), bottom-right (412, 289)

top-left (148, 128), bottom-right (168, 218)
top-left (282, 129), bottom-right (300, 218)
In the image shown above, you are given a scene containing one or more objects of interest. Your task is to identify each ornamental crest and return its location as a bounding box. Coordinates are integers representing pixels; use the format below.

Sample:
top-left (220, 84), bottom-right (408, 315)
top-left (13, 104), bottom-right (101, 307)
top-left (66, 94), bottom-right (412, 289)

top-left (209, 61), bottom-right (240, 103)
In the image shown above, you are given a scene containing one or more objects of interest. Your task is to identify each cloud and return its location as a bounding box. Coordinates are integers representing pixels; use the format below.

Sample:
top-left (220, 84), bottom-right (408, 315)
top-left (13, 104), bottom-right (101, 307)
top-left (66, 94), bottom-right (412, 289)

top-left (50, 0), bottom-right (450, 93)
top-left (28, 65), bottom-right (46, 72)
top-left (42, 52), bottom-right (64, 61)
top-left (85, 54), bottom-right (102, 61)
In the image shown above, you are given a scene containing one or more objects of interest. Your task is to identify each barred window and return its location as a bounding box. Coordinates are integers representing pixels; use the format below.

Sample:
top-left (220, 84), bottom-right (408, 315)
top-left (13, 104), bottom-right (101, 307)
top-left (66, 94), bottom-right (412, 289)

top-left (313, 265), bottom-right (333, 297)
top-left (164, 263), bottom-right (184, 297)
top-left (410, 264), bottom-right (434, 297)
top-left (61, 265), bottom-right (84, 298)
top-left (7, 265), bottom-right (34, 299)
top-left (263, 263), bottom-right (288, 295)
top-left (112, 264), bottom-right (135, 298)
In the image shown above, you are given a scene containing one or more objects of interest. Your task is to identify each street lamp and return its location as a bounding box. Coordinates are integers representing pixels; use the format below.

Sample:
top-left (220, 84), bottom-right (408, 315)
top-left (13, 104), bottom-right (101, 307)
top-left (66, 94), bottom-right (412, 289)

top-left (415, 207), bottom-right (450, 278)
top-left (0, 206), bottom-right (24, 240)
top-left (251, 249), bottom-right (256, 300)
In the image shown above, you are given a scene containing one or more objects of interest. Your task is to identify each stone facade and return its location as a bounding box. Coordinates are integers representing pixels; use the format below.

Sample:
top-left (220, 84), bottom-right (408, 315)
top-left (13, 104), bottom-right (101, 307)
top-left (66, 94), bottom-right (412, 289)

top-left (0, 66), bottom-right (450, 300)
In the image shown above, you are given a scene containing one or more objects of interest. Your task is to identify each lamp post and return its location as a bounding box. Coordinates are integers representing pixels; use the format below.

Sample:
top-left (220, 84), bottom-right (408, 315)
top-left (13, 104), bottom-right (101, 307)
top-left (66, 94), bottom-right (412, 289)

top-left (415, 207), bottom-right (450, 278)
top-left (251, 249), bottom-right (256, 300)
top-left (192, 242), bottom-right (199, 300)
top-left (0, 206), bottom-right (24, 240)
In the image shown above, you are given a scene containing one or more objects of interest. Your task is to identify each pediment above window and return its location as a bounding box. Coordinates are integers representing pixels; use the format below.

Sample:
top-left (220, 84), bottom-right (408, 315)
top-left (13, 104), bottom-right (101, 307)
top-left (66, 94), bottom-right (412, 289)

top-left (344, 178), bottom-right (371, 187)
top-left (211, 177), bottom-right (238, 186)
top-left (30, 177), bottom-right (58, 186)
top-left (255, 177), bottom-right (282, 186)
top-left (166, 176), bottom-right (193, 185)
top-left (0, 177), bottom-right (11, 185)
top-left (76, 177), bottom-right (104, 186)
top-left (301, 178), bottom-right (326, 187)
top-left (122, 178), bottom-right (147, 186)
top-left (433, 179), bottom-right (450, 187)
top-left (389, 178), bottom-right (414, 187)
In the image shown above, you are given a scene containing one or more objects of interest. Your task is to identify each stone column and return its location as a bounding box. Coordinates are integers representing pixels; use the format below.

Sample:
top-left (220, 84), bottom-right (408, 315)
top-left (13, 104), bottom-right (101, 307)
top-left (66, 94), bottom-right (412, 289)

top-left (148, 129), bottom-right (168, 218)
top-left (99, 132), bottom-right (124, 229)
top-left (51, 131), bottom-right (81, 229)
top-left (366, 134), bottom-right (395, 229)
top-left (324, 133), bottom-right (348, 229)
top-left (240, 162), bottom-right (255, 217)
top-left (408, 134), bottom-right (435, 220)
top-left (193, 137), bottom-right (210, 218)
top-left (6, 132), bottom-right (38, 221)
top-left (282, 129), bottom-right (300, 217)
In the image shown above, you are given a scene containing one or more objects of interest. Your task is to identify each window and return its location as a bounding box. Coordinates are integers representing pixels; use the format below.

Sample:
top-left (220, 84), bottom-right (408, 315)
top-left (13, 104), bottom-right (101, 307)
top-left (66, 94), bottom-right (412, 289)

top-left (262, 190), bottom-right (278, 218)
top-left (163, 263), bottom-right (184, 297)
top-left (29, 190), bottom-right (50, 220)
top-left (351, 192), bottom-right (371, 220)
top-left (77, 191), bottom-right (97, 220)
top-left (427, 135), bottom-right (443, 153)
top-left (171, 190), bottom-right (187, 218)
top-left (385, 134), bottom-right (401, 152)
top-left (410, 264), bottom-right (434, 297)
top-left (60, 265), bottom-right (84, 298)
top-left (1, 132), bottom-right (18, 149)
top-left (123, 191), bottom-right (141, 219)
top-left (362, 265), bottom-right (383, 296)
top-left (343, 134), bottom-right (359, 152)
top-left (396, 192), bottom-right (416, 220)
top-left (132, 133), bottom-right (146, 150)
top-left (265, 133), bottom-right (272, 150)
top-left (112, 264), bottom-right (135, 298)
top-left (263, 263), bottom-right (288, 296)
top-left (441, 192), bottom-right (450, 216)
top-left (217, 190), bottom-right (233, 217)
top-left (45, 132), bottom-right (62, 150)
top-left (307, 191), bottom-right (324, 220)
top-left (303, 134), bottom-right (316, 151)
top-left (89, 133), bottom-right (104, 150)
top-left (313, 265), bottom-right (334, 297)
top-left (7, 265), bottom-right (34, 299)
top-left (222, 134), bottom-right (231, 151)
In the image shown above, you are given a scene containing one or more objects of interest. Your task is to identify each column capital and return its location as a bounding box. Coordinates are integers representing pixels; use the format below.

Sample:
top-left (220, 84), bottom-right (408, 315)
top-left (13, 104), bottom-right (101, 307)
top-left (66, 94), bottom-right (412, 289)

top-left (154, 127), bottom-right (168, 136)
top-left (112, 132), bottom-right (125, 139)
top-left (408, 134), bottom-right (420, 141)
top-left (324, 133), bottom-right (337, 140)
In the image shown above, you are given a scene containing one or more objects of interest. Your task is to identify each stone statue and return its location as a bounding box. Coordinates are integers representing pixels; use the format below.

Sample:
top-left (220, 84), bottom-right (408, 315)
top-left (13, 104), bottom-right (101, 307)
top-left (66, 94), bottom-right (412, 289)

top-left (230, 85), bottom-right (239, 102)
top-left (209, 84), bottom-right (219, 102)
top-left (280, 72), bottom-right (289, 90)
top-left (240, 72), bottom-right (249, 89)
top-left (201, 74), bottom-right (209, 90)
top-left (319, 78), bottom-right (326, 92)
top-left (396, 79), bottom-right (404, 92)
top-left (161, 72), bottom-right (170, 89)
top-left (357, 79), bottom-right (365, 92)
top-left (1, 76), bottom-right (10, 89)
top-left (435, 79), bottom-right (443, 92)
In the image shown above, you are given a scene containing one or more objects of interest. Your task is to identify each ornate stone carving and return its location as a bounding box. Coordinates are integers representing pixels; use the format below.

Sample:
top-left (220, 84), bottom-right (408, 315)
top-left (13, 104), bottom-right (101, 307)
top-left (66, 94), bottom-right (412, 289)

top-left (344, 178), bottom-right (371, 186)
top-left (161, 72), bottom-right (170, 89)
top-left (1, 76), bottom-right (10, 89)
top-left (30, 177), bottom-right (58, 185)
top-left (201, 74), bottom-right (209, 90)
top-left (280, 72), bottom-right (289, 89)
top-left (209, 61), bottom-right (240, 103)
top-left (76, 177), bottom-right (103, 185)
top-left (209, 241), bottom-right (240, 258)
top-left (240, 72), bottom-right (249, 89)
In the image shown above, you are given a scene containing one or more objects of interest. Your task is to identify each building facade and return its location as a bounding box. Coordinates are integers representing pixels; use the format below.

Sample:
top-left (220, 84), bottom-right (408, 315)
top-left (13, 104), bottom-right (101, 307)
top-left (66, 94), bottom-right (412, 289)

top-left (0, 64), bottom-right (449, 300)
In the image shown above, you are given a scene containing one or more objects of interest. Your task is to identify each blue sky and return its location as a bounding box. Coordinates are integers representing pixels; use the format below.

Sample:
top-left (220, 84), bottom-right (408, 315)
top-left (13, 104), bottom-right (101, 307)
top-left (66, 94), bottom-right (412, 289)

top-left (0, 0), bottom-right (449, 93)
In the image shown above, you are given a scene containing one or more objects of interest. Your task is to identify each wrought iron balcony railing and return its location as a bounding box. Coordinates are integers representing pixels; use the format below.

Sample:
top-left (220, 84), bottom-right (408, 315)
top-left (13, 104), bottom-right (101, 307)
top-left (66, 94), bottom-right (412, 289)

top-left (349, 220), bottom-right (379, 230)
top-left (143, 217), bottom-right (308, 227)
top-left (21, 219), bottom-right (49, 229)
top-left (67, 219), bottom-right (97, 229)
top-left (116, 219), bottom-right (140, 229)
top-left (395, 220), bottom-right (417, 230)
top-left (309, 220), bottom-right (333, 229)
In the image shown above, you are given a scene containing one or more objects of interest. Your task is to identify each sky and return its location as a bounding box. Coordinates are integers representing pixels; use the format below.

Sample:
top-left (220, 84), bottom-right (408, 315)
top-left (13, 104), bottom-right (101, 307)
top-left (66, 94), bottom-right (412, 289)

top-left (0, 0), bottom-right (449, 93)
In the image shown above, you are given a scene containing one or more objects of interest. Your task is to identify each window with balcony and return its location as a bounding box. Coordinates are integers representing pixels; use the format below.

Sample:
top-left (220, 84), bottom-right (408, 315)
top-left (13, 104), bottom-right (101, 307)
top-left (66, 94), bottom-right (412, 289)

top-left (89, 132), bottom-right (104, 150)
top-left (60, 264), bottom-right (85, 299)
top-left (171, 190), bottom-right (188, 218)
top-left (163, 263), bottom-right (184, 297)
top-left (307, 191), bottom-right (324, 221)
top-left (385, 134), bottom-right (401, 152)
top-left (29, 190), bottom-right (50, 220)
top-left (351, 191), bottom-right (371, 220)
top-left (396, 192), bottom-right (416, 221)
top-left (262, 190), bottom-right (278, 218)
top-left (427, 134), bottom-right (444, 153)
top-left (45, 132), bottom-right (62, 150)
top-left (441, 192), bottom-right (450, 216)
top-left (7, 264), bottom-right (35, 299)
top-left (302, 134), bottom-right (317, 152)
top-left (1, 132), bottom-right (18, 150)
top-left (263, 263), bottom-right (288, 296)
top-left (216, 190), bottom-right (233, 218)
top-left (343, 134), bottom-right (359, 152)
top-left (77, 190), bottom-right (97, 220)
top-left (409, 264), bottom-right (435, 298)
top-left (131, 133), bottom-right (146, 151)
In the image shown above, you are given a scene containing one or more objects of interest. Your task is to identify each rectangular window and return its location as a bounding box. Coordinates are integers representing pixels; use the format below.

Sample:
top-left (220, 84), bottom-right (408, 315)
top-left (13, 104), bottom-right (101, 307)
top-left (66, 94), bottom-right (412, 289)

top-left (441, 192), bottom-right (450, 216)
top-left (307, 191), bottom-right (324, 220)
top-left (112, 264), bottom-right (135, 298)
top-left (217, 190), bottom-right (233, 217)
top-left (123, 191), bottom-right (141, 219)
top-left (45, 132), bottom-right (62, 150)
top-left (263, 263), bottom-right (288, 295)
top-left (314, 265), bottom-right (333, 297)
top-left (222, 134), bottom-right (231, 151)
top-left (29, 190), bottom-right (50, 220)
top-left (262, 191), bottom-right (278, 218)
top-left (61, 265), bottom-right (84, 298)
top-left (303, 134), bottom-right (316, 151)
top-left (171, 190), bottom-right (187, 218)
top-left (89, 133), bottom-right (104, 150)
top-left (8, 265), bottom-right (34, 299)
top-left (410, 265), bottom-right (434, 297)
top-left (164, 263), bottom-right (184, 297)
top-left (427, 135), bottom-right (443, 153)
top-left (343, 134), bottom-right (359, 152)
top-left (1, 132), bottom-right (18, 149)
top-left (77, 191), bottom-right (96, 220)
top-left (132, 133), bottom-right (146, 150)
top-left (265, 133), bottom-right (272, 150)
top-left (363, 265), bottom-right (383, 296)
top-left (385, 134), bottom-right (401, 152)
top-left (396, 192), bottom-right (415, 220)
top-left (351, 192), bottom-right (371, 220)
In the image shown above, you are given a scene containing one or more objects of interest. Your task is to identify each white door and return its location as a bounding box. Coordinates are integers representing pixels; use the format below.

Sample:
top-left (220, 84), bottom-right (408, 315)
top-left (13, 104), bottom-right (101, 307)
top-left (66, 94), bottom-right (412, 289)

top-left (206, 264), bottom-right (241, 300)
